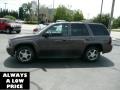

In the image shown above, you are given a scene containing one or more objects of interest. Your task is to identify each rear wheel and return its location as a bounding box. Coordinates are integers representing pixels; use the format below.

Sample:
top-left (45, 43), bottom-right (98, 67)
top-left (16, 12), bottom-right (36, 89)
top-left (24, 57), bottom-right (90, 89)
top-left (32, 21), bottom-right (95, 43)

top-left (15, 46), bottom-right (35, 63)
top-left (84, 47), bottom-right (100, 62)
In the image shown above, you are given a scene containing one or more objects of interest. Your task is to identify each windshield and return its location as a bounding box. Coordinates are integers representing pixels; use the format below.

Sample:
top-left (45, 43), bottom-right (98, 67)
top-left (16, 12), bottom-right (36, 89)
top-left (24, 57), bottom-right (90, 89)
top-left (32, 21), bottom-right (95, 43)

top-left (5, 19), bottom-right (15, 23)
top-left (8, 20), bottom-right (15, 23)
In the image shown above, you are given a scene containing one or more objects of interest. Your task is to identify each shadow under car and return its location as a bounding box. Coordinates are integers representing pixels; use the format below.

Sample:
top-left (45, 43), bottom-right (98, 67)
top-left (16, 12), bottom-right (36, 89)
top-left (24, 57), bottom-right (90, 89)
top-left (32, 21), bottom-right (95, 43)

top-left (4, 56), bottom-right (114, 70)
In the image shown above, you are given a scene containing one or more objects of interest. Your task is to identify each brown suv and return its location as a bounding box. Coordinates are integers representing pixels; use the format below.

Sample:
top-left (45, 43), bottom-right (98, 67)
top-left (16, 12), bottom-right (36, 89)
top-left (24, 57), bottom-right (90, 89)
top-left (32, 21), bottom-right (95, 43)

top-left (7, 22), bottom-right (112, 63)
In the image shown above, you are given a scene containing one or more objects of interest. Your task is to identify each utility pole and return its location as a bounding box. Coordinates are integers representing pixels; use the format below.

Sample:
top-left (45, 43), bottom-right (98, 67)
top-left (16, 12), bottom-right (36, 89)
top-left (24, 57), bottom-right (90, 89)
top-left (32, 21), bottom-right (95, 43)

top-left (52, 0), bottom-right (55, 21)
top-left (38, 0), bottom-right (40, 24)
top-left (108, 0), bottom-right (115, 33)
top-left (53, 0), bottom-right (54, 9)
top-left (100, 0), bottom-right (103, 20)
top-left (4, 3), bottom-right (7, 10)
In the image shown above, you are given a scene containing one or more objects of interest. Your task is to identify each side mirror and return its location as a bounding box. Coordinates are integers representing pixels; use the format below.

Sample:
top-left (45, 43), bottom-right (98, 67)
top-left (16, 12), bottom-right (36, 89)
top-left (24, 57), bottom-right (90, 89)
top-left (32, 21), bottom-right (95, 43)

top-left (42, 33), bottom-right (49, 38)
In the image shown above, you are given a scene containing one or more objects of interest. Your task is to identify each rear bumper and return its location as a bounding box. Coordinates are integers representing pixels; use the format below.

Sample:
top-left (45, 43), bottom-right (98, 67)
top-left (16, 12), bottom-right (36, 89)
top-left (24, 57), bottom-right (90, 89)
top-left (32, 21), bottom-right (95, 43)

top-left (102, 44), bottom-right (112, 53)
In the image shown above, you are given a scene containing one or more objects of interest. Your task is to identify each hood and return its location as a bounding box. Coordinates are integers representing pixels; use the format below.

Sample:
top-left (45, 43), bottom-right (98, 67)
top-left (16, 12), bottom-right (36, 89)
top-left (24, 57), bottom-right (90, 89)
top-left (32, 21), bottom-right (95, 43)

top-left (10, 34), bottom-right (37, 40)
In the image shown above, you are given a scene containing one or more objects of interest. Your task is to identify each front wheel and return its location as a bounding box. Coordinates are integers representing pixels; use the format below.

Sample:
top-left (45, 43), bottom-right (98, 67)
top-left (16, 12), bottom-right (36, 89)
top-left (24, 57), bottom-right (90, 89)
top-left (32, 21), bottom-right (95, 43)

top-left (16, 30), bottom-right (21, 34)
top-left (6, 28), bottom-right (12, 34)
top-left (84, 47), bottom-right (100, 62)
top-left (15, 46), bottom-right (35, 63)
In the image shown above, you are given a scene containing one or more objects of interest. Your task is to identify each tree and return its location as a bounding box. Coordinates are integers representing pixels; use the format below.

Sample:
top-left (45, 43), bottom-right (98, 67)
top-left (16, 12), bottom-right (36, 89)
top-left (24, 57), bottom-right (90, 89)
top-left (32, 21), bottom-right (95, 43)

top-left (19, 7), bottom-right (24, 20)
top-left (0, 8), bottom-right (18, 19)
top-left (112, 17), bottom-right (120, 28)
top-left (54, 5), bottom-right (84, 22)
top-left (54, 5), bottom-right (70, 21)
top-left (65, 9), bottom-right (73, 21)
top-left (93, 14), bottom-right (110, 28)
top-left (20, 3), bottom-right (32, 21)
top-left (73, 10), bottom-right (84, 21)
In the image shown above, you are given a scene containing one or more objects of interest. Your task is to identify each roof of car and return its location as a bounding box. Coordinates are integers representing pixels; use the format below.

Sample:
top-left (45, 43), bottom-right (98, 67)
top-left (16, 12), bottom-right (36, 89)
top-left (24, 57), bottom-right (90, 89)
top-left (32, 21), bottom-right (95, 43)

top-left (55, 21), bottom-right (103, 25)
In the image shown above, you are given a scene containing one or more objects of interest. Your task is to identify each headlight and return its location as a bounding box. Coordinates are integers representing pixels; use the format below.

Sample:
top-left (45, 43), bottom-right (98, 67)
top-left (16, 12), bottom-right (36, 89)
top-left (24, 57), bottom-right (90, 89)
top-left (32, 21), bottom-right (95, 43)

top-left (9, 24), bottom-right (15, 27)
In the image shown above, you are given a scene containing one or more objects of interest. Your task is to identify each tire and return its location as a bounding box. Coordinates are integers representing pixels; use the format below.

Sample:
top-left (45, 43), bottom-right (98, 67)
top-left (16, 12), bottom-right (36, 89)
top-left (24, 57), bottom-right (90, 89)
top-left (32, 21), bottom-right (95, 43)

top-left (16, 30), bottom-right (21, 34)
top-left (6, 28), bottom-right (12, 34)
top-left (15, 46), bottom-right (35, 63)
top-left (84, 47), bottom-right (100, 62)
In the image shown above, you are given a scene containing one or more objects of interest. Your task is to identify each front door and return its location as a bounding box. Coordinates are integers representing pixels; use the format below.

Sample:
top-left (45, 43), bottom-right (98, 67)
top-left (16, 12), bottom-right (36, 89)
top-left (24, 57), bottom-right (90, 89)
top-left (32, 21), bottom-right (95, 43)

top-left (0, 19), bottom-right (5, 30)
top-left (38, 23), bottom-right (70, 57)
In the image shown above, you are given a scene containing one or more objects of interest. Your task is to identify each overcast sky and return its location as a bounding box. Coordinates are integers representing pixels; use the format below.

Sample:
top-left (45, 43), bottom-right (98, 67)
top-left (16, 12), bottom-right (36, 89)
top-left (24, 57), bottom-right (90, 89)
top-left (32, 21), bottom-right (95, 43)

top-left (0, 0), bottom-right (120, 19)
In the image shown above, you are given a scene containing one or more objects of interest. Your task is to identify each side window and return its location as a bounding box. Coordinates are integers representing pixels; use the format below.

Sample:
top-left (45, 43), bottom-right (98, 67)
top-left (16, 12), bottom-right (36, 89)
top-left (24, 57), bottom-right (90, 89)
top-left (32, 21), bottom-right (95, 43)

top-left (71, 24), bottom-right (89, 36)
top-left (89, 24), bottom-right (109, 36)
top-left (45, 24), bottom-right (69, 37)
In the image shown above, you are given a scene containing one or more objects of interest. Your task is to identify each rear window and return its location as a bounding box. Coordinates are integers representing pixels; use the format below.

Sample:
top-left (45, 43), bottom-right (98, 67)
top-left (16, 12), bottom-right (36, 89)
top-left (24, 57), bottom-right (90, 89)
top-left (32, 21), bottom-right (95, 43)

top-left (89, 24), bottom-right (109, 36)
top-left (71, 23), bottom-right (89, 36)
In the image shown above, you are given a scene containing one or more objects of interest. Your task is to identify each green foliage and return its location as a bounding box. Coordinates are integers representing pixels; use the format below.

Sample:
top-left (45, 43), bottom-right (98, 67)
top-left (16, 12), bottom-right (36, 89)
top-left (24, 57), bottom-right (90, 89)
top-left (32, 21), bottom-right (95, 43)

top-left (54, 5), bottom-right (84, 22)
top-left (19, 2), bottom-right (36, 21)
top-left (112, 17), bottom-right (120, 28)
top-left (54, 5), bottom-right (67, 21)
top-left (93, 14), bottom-right (110, 28)
top-left (54, 5), bottom-right (73, 21)
top-left (66, 13), bottom-right (73, 21)
top-left (4, 15), bottom-right (16, 20)
top-left (73, 10), bottom-right (84, 21)
top-left (19, 7), bottom-right (24, 20)
top-left (0, 9), bottom-right (18, 19)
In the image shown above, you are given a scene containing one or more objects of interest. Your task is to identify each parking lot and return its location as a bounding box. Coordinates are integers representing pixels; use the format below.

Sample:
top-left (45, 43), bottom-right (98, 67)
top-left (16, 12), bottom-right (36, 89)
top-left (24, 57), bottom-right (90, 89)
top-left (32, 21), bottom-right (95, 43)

top-left (0, 24), bottom-right (120, 90)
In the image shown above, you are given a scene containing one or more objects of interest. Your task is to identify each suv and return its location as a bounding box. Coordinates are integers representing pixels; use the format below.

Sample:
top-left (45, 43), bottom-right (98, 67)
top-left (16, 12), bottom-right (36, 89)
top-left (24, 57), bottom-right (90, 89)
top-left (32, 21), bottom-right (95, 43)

top-left (0, 18), bottom-right (21, 34)
top-left (7, 22), bottom-right (112, 63)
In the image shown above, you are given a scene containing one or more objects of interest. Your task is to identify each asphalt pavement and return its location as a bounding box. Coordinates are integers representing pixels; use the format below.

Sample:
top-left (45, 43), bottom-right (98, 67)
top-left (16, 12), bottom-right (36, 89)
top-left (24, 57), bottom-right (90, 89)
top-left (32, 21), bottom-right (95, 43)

top-left (0, 24), bottom-right (120, 90)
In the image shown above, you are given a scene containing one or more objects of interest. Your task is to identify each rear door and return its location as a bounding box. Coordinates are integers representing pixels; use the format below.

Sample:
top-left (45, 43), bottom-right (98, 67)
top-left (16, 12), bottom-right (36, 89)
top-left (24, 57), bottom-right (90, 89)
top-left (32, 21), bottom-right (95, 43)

top-left (69, 23), bottom-right (91, 55)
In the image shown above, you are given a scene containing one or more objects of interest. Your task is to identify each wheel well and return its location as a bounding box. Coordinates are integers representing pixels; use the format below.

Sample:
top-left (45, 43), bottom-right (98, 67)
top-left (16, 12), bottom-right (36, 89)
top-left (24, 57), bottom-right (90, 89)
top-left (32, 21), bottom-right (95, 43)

top-left (85, 44), bottom-right (103, 52)
top-left (14, 44), bottom-right (36, 54)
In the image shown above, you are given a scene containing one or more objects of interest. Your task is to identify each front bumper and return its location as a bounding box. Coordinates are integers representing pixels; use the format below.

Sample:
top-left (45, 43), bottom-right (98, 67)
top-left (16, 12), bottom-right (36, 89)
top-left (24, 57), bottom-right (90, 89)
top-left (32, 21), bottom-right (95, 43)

top-left (6, 45), bottom-right (14, 56)
top-left (12, 27), bottom-right (21, 31)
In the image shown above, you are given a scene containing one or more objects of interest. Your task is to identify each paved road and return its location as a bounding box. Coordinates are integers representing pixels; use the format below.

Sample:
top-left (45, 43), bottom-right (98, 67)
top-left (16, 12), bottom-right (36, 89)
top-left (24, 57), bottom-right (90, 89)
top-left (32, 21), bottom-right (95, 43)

top-left (0, 25), bottom-right (120, 90)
